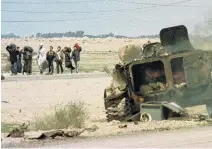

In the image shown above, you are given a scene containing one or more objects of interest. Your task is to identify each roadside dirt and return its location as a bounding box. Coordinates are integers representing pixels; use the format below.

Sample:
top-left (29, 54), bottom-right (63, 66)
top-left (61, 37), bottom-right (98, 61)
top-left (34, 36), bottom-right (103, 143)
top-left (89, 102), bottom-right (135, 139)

top-left (2, 76), bottom-right (210, 140)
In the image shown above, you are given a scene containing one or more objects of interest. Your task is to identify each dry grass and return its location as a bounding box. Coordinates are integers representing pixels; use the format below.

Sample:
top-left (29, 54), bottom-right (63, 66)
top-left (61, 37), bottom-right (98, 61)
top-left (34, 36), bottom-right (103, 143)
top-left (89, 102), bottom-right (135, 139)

top-left (2, 60), bottom-right (11, 73)
top-left (30, 101), bottom-right (89, 131)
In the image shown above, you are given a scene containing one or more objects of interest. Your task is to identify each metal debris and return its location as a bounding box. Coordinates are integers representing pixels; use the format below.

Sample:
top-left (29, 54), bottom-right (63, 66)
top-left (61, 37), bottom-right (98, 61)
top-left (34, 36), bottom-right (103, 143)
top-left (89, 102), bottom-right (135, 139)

top-left (118, 124), bottom-right (127, 128)
top-left (7, 124), bottom-right (99, 140)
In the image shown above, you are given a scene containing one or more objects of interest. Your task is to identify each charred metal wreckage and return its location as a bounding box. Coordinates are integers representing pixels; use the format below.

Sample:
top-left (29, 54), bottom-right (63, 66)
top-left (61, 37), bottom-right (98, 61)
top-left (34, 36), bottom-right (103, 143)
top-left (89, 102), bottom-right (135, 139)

top-left (104, 25), bottom-right (212, 122)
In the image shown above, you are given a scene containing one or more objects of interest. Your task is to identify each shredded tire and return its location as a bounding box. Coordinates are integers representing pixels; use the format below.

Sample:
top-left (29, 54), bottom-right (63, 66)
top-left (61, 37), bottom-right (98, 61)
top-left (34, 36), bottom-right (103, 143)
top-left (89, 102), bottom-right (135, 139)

top-left (104, 90), bottom-right (132, 122)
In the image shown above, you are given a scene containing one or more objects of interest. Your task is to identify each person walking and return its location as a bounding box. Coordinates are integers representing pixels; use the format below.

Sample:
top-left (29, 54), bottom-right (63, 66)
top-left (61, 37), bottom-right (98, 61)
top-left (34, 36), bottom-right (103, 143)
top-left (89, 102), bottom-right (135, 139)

top-left (63, 47), bottom-right (75, 73)
top-left (72, 43), bottom-right (82, 73)
top-left (22, 46), bottom-right (33, 75)
top-left (6, 44), bottom-right (19, 75)
top-left (46, 46), bottom-right (56, 74)
top-left (55, 46), bottom-right (64, 74)
top-left (16, 46), bottom-right (23, 74)
top-left (37, 43), bottom-right (47, 74)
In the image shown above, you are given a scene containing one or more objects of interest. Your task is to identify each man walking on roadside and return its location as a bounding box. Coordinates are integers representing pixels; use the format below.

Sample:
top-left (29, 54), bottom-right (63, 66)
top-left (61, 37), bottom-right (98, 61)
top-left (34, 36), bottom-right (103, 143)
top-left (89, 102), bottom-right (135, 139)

top-left (63, 47), bottom-right (75, 73)
top-left (22, 46), bottom-right (34, 75)
top-left (16, 46), bottom-right (23, 73)
top-left (37, 43), bottom-right (47, 74)
top-left (6, 44), bottom-right (19, 75)
top-left (46, 46), bottom-right (56, 74)
top-left (55, 46), bottom-right (64, 74)
top-left (72, 43), bottom-right (82, 73)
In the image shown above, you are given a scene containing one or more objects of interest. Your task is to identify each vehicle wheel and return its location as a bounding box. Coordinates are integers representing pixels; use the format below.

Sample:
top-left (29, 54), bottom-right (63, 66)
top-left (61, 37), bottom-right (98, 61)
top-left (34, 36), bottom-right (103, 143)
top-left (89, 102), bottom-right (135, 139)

top-left (140, 113), bottom-right (152, 122)
top-left (105, 97), bottom-right (132, 122)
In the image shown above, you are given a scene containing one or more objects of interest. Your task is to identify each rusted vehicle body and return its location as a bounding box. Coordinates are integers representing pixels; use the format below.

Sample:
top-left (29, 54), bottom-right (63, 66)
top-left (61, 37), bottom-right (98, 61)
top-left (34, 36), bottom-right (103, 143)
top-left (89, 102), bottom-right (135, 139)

top-left (104, 25), bottom-right (212, 122)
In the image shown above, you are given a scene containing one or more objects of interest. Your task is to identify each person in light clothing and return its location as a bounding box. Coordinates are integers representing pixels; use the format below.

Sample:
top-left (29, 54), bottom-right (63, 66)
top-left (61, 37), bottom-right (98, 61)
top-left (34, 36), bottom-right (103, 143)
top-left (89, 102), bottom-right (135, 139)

top-left (55, 46), bottom-right (64, 74)
top-left (37, 43), bottom-right (47, 74)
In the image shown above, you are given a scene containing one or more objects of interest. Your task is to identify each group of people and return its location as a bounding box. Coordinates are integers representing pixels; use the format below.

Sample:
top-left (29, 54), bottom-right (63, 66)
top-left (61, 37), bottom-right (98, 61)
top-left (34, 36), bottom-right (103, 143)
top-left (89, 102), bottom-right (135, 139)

top-left (37, 43), bottom-right (82, 74)
top-left (5, 43), bottom-right (82, 75)
top-left (6, 44), bottom-right (33, 75)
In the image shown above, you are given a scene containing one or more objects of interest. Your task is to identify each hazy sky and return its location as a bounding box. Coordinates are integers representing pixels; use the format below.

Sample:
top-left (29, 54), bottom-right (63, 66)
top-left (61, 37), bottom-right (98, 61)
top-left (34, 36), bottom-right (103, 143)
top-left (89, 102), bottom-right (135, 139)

top-left (1, 0), bottom-right (212, 36)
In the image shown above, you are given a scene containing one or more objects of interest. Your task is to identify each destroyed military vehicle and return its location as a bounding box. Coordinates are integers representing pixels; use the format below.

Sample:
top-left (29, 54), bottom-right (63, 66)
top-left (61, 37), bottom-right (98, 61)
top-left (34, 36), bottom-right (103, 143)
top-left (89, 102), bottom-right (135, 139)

top-left (104, 25), bottom-right (212, 122)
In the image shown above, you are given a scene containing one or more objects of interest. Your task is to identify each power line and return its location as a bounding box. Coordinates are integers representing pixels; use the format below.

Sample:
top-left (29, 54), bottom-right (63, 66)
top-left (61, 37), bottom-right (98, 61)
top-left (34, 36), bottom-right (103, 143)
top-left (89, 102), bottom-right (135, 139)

top-left (0, 6), bottom-right (167, 23)
top-left (110, 0), bottom-right (212, 8)
top-left (2, 0), bottom-right (207, 15)
top-left (2, 0), bottom-right (107, 4)
top-left (1, 16), bottom-right (102, 22)
top-left (1, 0), bottom-right (199, 23)
top-left (3, 0), bottom-right (211, 8)
top-left (2, 0), bottom-right (210, 8)
top-left (1, 6), bottom-right (161, 14)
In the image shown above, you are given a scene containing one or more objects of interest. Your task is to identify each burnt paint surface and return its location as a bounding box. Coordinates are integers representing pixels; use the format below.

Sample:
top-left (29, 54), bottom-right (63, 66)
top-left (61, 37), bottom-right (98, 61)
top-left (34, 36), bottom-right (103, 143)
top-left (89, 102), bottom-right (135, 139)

top-left (126, 50), bottom-right (212, 108)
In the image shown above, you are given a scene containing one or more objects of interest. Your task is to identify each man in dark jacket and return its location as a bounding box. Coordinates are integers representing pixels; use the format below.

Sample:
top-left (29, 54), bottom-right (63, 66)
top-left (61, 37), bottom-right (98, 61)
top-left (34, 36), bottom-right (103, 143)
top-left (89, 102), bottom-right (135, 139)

top-left (6, 44), bottom-right (19, 75)
top-left (46, 46), bottom-right (56, 74)
top-left (22, 46), bottom-right (33, 75)
top-left (16, 47), bottom-right (23, 73)
top-left (72, 43), bottom-right (82, 73)
top-left (63, 47), bottom-right (75, 73)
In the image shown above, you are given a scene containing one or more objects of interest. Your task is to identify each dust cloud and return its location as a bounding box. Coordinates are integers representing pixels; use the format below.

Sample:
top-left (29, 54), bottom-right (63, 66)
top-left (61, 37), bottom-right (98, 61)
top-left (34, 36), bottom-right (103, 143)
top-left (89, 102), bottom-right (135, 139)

top-left (190, 11), bottom-right (212, 51)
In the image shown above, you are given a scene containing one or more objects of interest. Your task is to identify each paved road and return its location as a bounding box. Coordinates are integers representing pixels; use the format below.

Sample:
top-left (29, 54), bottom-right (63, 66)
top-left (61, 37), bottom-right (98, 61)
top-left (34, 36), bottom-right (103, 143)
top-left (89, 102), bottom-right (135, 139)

top-left (2, 126), bottom-right (212, 148)
top-left (48, 126), bottom-right (212, 148)
top-left (1, 72), bottom-right (110, 82)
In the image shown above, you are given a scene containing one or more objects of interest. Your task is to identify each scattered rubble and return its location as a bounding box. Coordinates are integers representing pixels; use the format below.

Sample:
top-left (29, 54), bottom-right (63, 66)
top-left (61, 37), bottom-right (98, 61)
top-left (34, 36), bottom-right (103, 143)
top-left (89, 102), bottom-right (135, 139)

top-left (6, 123), bottom-right (29, 138)
top-left (24, 128), bottom-right (85, 140)
top-left (118, 124), bottom-right (127, 128)
top-left (5, 124), bottom-right (99, 140)
top-left (1, 100), bottom-right (9, 103)
top-left (3, 117), bottom-right (212, 143)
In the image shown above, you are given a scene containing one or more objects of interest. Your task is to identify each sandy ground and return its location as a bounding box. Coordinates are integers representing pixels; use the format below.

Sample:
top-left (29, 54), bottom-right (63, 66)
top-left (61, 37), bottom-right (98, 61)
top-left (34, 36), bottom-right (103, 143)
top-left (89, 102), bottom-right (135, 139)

top-left (1, 77), bottom-right (111, 124)
top-left (1, 37), bottom-right (159, 54)
top-left (1, 37), bottom-right (212, 73)
top-left (2, 76), bottom-right (208, 124)
top-left (1, 37), bottom-right (212, 143)
top-left (1, 37), bottom-right (211, 54)
top-left (1, 38), bottom-right (159, 73)
top-left (1, 76), bottom-right (209, 125)
top-left (1, 75), bottom-right (212, 149)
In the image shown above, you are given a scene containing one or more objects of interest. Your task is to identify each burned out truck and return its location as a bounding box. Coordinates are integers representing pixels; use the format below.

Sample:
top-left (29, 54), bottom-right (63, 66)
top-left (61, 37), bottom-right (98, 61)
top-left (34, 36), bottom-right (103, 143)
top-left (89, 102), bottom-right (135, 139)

top-left (104, 25), bottom-right (212, 122)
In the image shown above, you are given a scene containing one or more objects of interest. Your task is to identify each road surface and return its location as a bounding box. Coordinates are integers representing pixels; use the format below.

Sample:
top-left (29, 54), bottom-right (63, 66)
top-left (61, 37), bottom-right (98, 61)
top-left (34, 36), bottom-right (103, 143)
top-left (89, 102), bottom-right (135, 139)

top-left (1, 72), bottom-right (109, 82)
top-left (49, 126), bottom-right (212, 148)
top-left (2, 126), bottom-right (212, 148)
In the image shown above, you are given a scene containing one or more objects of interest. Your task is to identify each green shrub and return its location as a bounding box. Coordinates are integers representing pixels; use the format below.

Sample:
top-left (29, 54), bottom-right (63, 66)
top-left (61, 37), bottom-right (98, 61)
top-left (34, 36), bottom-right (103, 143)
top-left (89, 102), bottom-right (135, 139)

top-left (30, 101), bottom-right (89, 131)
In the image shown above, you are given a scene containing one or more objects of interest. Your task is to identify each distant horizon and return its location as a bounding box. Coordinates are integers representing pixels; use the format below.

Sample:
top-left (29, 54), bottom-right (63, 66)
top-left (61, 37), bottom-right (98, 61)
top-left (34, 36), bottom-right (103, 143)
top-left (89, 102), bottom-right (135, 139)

top-left (2, 0), bottom-right (212, 37)
top-left (1, 31), bottom-right (160, 38)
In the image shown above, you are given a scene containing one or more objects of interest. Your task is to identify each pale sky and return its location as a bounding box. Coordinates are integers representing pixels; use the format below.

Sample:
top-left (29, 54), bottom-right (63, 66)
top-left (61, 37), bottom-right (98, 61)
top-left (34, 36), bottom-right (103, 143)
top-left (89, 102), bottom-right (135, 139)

top-left (1, 0), bottom-right (212, 36)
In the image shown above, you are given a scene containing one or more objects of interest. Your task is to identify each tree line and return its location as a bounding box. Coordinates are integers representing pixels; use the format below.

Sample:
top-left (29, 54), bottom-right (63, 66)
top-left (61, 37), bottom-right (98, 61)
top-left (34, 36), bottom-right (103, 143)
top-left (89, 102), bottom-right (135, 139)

top-left (1, 31), bottom-right (159, 39)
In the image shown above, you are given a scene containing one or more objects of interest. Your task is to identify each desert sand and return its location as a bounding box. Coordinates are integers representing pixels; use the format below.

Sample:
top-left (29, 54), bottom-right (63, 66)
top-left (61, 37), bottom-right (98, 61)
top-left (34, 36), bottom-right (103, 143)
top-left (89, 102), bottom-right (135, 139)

top-left (1, 37), bottom-right (159, 53)
top-left (1, 76), bottom-right (209, 140)
top-left (1, 38), bottom-right (159, 73)
top-left (1, 77), bottom-right (110, 124)
top-left (1, 37), bottom-right (211, 139)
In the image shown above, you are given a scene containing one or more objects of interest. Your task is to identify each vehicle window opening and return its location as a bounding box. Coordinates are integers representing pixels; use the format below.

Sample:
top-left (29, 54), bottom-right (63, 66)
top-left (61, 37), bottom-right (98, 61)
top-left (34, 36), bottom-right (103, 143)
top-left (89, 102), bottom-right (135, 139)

top-left (132, 61), bottom-right (167, 95)
top-left (171, 57), bottom-right (186, 85)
